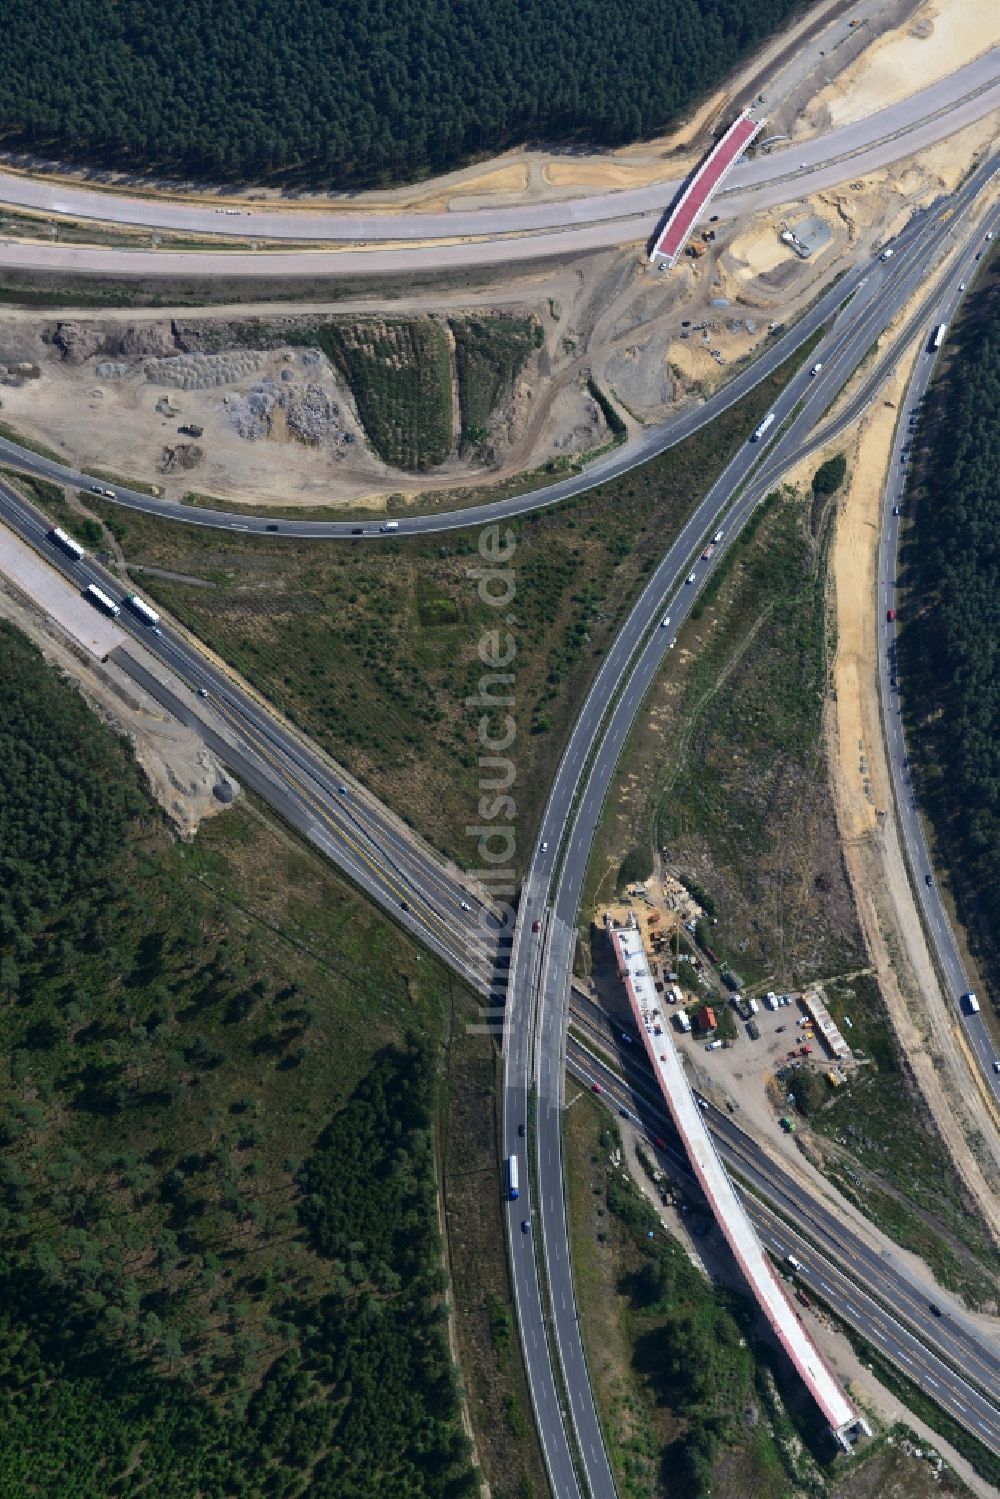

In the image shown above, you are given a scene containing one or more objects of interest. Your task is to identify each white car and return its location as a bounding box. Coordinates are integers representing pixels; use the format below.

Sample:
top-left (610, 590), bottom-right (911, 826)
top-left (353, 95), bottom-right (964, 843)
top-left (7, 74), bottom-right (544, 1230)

top-left (459, 900), bottom-right (471, 912)
top-left (810, 363), bottom-right (823, 376)
top-left (541, 841), bottom-right (548, 852)
top-left (686, 572), bottom-right (696, 585)
top-left (660, 614), bottom-right (671, 628)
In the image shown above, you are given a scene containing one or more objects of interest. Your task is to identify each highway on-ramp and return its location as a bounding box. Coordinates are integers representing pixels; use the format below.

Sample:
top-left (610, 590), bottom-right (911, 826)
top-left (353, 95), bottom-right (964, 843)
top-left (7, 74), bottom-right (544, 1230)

top-left (0, 192), bottom-right (967, 545)
top-left (0, 476), bottom-right (502, 997)
top-left (504, 159), bottom-right (1000, 1499)
top-left (2, 159), bottom-right (998, 1496)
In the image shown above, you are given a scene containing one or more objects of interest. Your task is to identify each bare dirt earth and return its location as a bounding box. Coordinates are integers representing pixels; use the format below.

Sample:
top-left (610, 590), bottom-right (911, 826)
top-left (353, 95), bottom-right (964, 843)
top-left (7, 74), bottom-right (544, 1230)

top-left (0, 0), bottom-right (908, 215)
top-left (798, 0), bottom-right (1000, 137)
top-left (0, 542), bottom-right (238, 835)
top-left (808, 372), bottom-right (1000, 1241)
top-left (1, 110), bottom-right (994, 514)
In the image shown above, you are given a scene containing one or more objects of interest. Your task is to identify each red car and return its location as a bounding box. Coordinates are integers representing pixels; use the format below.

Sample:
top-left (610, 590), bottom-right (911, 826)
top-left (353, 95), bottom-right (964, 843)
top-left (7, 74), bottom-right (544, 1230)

top-left (591, 1083), bottom-right (602, 1094)
top-left (531, 919), bottom-right (541, 933)
top-left (886, 608), bottom-right (896, 622)
top-left (654, 1135), bottom-right (667, 1150)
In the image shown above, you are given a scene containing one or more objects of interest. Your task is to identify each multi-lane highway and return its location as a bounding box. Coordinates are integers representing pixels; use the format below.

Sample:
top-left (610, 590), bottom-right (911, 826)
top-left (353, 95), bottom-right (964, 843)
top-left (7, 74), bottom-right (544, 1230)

top-left (877, 256), bottom-right (1000, 1101)
top-left (0, 190), bottom-right (974, 547)
top-left (2, 153), bottom-right (998, 1498)
top-left (564, 1022), bottom-right (1000, 1455)
top-left (0, 477), bottom-right (501, 995)
top-left (504, 159), bottom-right (1000, 1499)
top-left (0, 261), bottom-right (889, 541)
top-left (0, 45), bottom-right (998, 285)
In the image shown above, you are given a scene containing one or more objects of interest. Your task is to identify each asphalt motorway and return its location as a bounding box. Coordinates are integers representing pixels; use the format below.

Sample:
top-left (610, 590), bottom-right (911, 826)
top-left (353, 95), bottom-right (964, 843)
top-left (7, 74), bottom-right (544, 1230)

top-left (504, 159), bottom-right (1000, 1499)
top-left (0, 45), bottom-right (997, 269)
top-left (0, 199), bottom-right (961, 542)
top-left (0, 477), bottom-right (503, 997)
top-left (877, 257), bottom-right (1000, 1100)
top-left (568, 993), bottom-right (1000, 1416)
top-left (565, 1035), bottom-right (1000, 1455)
top-left (2, 164), bottom-right (996, 1494)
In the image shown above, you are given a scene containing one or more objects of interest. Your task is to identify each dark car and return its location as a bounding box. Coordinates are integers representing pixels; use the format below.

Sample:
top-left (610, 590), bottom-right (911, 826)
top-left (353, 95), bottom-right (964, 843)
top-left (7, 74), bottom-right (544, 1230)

top-left (929, 1302), bottom-right (942, 1317)
top-left (925, 874), bottom-right (934, 887)
top-left (521, 1219), bottom-right (531, 1234)
top-left (518, 1123), bottom-right (526, 1137)
top-left (531, 919), bottom-right (541, 933)
top-left (266, 524), bottom-right (279, 532)
top-left (400, 900), bottom-right (410, 911)
top-left (351, 527), bottom-right (364, 535)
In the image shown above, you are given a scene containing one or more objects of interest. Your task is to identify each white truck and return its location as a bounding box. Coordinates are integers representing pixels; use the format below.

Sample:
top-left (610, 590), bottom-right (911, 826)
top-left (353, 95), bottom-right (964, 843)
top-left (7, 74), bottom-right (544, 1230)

top-left (751, 412), bottom-right (776, 442)
top-left (961, 992), bottom-right (981, 1015)
top-left (125, 592), bottom-right (160, 627)
top-left (84, 583), bottom-right (121, 618)
top-left (48, 526), bottom-right (85, 562)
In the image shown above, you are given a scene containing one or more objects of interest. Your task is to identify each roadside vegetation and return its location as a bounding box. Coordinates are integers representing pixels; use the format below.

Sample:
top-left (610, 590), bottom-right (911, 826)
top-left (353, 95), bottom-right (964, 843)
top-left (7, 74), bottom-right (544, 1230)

top-left (0, 621), bottom-right (545, 1496)
top-left (4, 0), bottom-right (805, 189)
top-left (587, 481), bottom-right (861, 984)
top-left (562, 1096), bottom-right (969, 1499)
top-left (796, 974), bottom-right (997, 1306)
top-left (0, 469), bottom-right (104, 550)
top-left (578, 475), bottom-right (997, 1300)
top-left (451, 316), bottom-right (540, 454)
top-left (899, 248), bottom-right (1000, 1007)
top-left (84, 343), bottom-right (809, 869)
top-left (305, 317), bottom-right (453, 471)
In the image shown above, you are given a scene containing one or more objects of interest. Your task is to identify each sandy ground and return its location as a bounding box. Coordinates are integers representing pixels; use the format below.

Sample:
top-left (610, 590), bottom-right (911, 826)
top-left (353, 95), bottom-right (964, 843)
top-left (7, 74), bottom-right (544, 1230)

top-left (801, 0), bottom-right (1000, 135)
top-left (0, 109), bottom-right (992, 511)
top-left (0, 0), bottom-right (915, 216)
top-left (783, 364), bottom-right (1000, 1244)
top-left (0, 552), bottom-right (238, 836)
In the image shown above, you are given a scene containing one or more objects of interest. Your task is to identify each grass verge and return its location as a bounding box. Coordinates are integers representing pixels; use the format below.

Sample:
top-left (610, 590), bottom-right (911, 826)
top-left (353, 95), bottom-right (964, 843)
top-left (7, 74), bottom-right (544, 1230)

top-left (85, 340), bottom-right (813, 869)
top-left (0, 618), bottom-right (545, 1495)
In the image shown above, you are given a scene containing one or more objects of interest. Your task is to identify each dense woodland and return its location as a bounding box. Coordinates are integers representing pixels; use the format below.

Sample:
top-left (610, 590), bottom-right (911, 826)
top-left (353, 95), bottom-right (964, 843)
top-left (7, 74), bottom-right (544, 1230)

top-left (902, 260), bottom-right (1000, 1000)
top-left (2, 0), bottom-right (805, 188)
top-left (0, 622), bottom-right (474, 1495)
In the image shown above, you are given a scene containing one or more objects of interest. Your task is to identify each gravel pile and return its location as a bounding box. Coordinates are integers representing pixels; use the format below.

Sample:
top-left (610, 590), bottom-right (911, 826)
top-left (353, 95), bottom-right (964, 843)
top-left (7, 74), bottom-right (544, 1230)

top-left (145, 351), bottom-right (264, 390)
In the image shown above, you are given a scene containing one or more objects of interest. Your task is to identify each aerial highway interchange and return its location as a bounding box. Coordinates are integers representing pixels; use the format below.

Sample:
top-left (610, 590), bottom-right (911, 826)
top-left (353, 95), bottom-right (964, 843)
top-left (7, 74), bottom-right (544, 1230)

top-left (2, 34), bottom-right (999, 1499)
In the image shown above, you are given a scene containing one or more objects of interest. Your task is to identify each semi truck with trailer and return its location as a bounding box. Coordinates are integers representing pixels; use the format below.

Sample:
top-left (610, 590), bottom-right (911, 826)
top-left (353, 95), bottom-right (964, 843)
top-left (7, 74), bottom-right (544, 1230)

top-left (931, 323), bottom-right (948, 351)
top-left (125, 592), bottom-right (160, 627)
top-left (84, 583), bottom-right (121, 618)
top-left (47, 526), bottom-right (85, 562)
top-left (507, 1155), bottom-right (519, 1200)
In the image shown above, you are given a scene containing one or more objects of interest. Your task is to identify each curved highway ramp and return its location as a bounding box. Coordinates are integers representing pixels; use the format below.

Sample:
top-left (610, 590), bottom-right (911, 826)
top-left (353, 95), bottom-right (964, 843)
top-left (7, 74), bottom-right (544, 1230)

top-left (611, 920), bottom-right (870, 1450)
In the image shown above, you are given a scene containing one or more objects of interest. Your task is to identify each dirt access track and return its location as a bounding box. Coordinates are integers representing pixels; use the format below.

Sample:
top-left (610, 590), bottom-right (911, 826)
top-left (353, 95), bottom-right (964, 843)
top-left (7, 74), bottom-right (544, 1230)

top-left (0, 0), bottom-right (995, 229)
top-left (0, 107), bottom-right (995, 515)
top-left (782, 352), bottom-right (1000, 1247)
